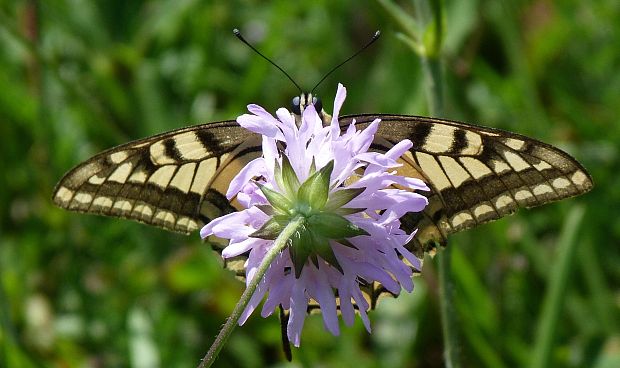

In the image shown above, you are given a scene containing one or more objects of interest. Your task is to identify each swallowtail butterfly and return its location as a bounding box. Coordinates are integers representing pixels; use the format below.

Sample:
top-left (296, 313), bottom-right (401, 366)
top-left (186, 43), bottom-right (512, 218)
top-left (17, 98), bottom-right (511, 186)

top-left (52, 30), bottom-right (593, 310)
top-left (53, 101), bottom-right (593, 306)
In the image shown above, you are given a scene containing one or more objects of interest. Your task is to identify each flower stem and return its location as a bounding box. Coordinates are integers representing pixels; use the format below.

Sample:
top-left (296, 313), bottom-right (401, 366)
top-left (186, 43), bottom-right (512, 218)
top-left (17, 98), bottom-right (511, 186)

top-left (437, 245), bottom-right (460, 368)
top-left (198, 215), bottom-right (305, 368)
top-left (530, 206), bottom-right (585, 368)
top-left (420, 55), bottom-right (461, 368)
top-left (409, 1), bottom-right (460, 365)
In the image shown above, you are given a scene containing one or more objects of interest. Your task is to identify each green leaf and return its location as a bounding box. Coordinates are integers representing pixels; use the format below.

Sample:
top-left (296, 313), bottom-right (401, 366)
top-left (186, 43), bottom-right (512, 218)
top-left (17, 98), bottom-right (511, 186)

top-left (324, 187), bottom-right (365, 211)
top-left (335, 239), bottom-right (358, 249)
top-left (258, 183), bottom-right (293, 213)
top-left (280, 155), bottom-right (301, 198)
top-left (308, 213), bottom-right (369, 239)
top-left (298, 160), bottom-right (333, 211)
top-left (313, 236), bottom-right (343, 274)
top-left (255, 205), bottom-right (275, 216)
top-left (249, 216), bottom-right (288, 240)
top-left (289, 225), bottom-right (314, 278)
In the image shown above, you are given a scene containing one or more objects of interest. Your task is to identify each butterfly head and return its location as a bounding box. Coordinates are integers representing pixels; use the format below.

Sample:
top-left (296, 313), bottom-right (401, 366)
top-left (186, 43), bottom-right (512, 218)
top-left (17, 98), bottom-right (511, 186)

top-left (291, 93), bottom-right (331, 125)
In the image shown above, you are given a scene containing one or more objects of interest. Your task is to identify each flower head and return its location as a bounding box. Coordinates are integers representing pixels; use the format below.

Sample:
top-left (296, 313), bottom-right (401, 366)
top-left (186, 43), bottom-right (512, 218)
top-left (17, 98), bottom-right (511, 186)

top-left (201, 84), bottom-right (429, 346)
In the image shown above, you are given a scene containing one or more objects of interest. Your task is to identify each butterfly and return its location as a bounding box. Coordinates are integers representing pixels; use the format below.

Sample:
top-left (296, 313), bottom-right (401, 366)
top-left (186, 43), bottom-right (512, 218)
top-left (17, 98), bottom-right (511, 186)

top-left (52, 29), bottom-right (593, 313)
top-left (52, 94), bottom-right (593, 306)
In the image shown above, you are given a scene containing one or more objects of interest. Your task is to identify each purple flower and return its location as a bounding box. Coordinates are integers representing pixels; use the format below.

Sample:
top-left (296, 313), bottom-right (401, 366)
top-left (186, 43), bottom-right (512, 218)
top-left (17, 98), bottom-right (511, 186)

top-left (201, 84), bottom-right (429, 347)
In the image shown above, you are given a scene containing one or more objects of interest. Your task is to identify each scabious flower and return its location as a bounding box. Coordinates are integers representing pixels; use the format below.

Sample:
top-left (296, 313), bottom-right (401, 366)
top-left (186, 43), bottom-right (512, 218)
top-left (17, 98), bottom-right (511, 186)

top-left (201, 83), bottom-right (429, 346)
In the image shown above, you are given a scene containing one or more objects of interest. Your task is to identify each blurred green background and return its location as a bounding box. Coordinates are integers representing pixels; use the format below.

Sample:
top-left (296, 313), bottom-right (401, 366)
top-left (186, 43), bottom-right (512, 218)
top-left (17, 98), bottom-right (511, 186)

top-left (1, 1), bottom-right (618, 367)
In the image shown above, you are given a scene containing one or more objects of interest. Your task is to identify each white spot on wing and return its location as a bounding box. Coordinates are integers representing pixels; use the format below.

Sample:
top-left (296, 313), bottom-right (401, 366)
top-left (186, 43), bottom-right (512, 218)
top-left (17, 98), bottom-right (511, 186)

top-left (490, 159), bottom-right (511, 174)
top-left (133, 203), bottom-right (153, 219)
top-left (113, 200), bottom-right (133, 212)
top-left (552, 177), bottom-right (571, 189)
top-left (55, 186), bottom-right (74, 204)
top-left (459, 157), bottom-right (492, 179)
top-left (108, 162), bottom-right (133, 184)
top-left (571, 171), bottom-right (588, 186)
top-left (473, 204), bottom-right (495, 219)
top-left (109, 151), bottom-right (129, 163)
top-left (74, 192), bottom-right (93, 205)
top-left (416, 152), bottom-right (451, 190)
top-left (503, 138), bottom-right (526, 151)
top-left (423, 125), bottom-right (456, 153)
top-left (150, 141), bottom-right (176, 165)
top-left (533, 161), bottom-right (553, 171)
top-left (169, 162), bottom-right (197, 193)
top-left (451, 211), bottom-right (474, 228)
top-left (460, 131), bottom-right (482, 155)
top-left (533, 184), bottom-right (554, 196)
top-left (174, 132), bottom-right (209, 160)
top-left (438, 156), bottom-right (471, 188)
top-left (190, 158), bottom-right (217, 195)
top-left (494, 194), bottom-right (514, 210)
top-left (177, 216), bottom-right (198, 231)
top-left (515, 189), bottom-right (533, 202)
top-left (148, 165), bottom-right (176, 189)
top-left (503, 151), bottom-right (530, 172)
top-left (88, 175), bottom-right (106, 185)
top-left (129, 170), bottom-right (148, 183)
top-left (92, 196), bottom-right (113, 209)
top-left (154, 209), bottom-right (176, 226)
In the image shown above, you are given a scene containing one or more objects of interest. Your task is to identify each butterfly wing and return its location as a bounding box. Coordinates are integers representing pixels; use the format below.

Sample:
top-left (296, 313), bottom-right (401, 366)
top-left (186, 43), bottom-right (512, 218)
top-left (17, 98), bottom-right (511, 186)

top-left (52, 120), bottom-right (259, 234)
top-left (343, 114), bottom-right (593, 253)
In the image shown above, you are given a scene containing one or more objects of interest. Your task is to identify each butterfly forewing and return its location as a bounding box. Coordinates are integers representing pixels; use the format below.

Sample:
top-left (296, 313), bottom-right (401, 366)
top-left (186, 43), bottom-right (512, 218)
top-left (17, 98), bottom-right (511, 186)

top-left (342, 114), bottom-right (593, 255)
top-left (53, 120), bottom-right (257, 234)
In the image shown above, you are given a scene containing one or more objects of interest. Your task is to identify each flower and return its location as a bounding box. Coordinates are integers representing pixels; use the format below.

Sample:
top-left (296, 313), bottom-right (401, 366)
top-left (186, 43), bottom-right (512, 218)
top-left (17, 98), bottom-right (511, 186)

top-left (200, 84), bottom-right (429, 346)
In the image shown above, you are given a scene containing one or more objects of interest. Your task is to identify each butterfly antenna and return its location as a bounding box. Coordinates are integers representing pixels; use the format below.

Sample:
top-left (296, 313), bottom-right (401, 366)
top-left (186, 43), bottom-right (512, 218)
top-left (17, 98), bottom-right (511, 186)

top-left (311, 30), bottom-right (380, 94)
top-left (233, 28), bottom-right (302, 93)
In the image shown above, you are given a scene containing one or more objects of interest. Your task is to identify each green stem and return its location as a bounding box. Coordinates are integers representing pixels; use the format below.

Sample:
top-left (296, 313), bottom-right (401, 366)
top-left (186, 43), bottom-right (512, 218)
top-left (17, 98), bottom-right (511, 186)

top-left (421, 53), bottom-right (459, 368)
top-left (530, 206), bottom-right (585, 368)
top-left (410, 2), bottom-right (459, 365)
top-left (420, 57), bottom-right (444, 118)
top-left (437, 245), bottom-right (459, 368)
top-left (198, 215), bottom-right (305, 368)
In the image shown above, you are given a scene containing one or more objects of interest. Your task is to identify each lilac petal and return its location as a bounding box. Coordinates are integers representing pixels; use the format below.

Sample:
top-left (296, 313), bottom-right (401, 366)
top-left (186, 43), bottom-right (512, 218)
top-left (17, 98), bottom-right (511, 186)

top-left (385, 139), bottom-right (413, 159)
top-left (354, 261), bottom-right (400, 294)
top-left (247, 104), bottom-right (280, 126)
top-left (239, 278), bottom-right (269, 324)
top-left (207, 207), bottom-right (268, 240)
top-left (222, 237), bottom-right (263, 258)
top-left (200, 210), bottom-right (255, 239)
top-left (395, 242), bottom-right (422, 271)
top-left (350, 119), bottom-right (380, 154)
top-left (345, 120), bottom-right (357, 136)
top-left (403, 177), bottom-right (430, 191)
top-left (225, 157), bottom-right (267, 199)
top-left (261, 136), bottom-right (278, 174)
top-left (337, 282), bottom-right (355, 326)
top-left (261, 272), bottom-right (293, 317)
top-left (287, 280), bottom-right (308, 347)
top-left (356, 151), bottom-right (400, 168)
top-left (330, 83), bottom-right (347, 137)
top-left (307, 265), bottom-right (339, 336)
top-left (350, 287), bottom-right (371, 332)
top-left (237, 113), bottom-right (281, 138)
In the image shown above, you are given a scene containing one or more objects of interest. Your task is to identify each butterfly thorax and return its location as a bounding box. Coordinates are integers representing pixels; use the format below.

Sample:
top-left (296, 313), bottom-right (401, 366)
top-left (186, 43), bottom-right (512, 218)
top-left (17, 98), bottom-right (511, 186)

top-left (291, 92), bottom-right (332, 126)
